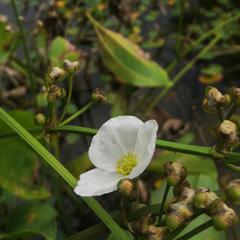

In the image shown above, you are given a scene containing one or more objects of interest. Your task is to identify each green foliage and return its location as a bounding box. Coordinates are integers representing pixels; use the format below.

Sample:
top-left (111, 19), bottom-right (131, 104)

top-left (49, 36), bottom-right (80, 67)
top-left (0, 111), bottom-right (50, 199)
top-left (1, 202), bottom-right (57, 240)
top-left (88, 14), bottom-right (171, 87)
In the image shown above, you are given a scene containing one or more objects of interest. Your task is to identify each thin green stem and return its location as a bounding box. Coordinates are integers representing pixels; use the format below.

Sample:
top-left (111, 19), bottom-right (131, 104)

top-left (224, 102), bottom-right (236, 120)
top-left (59, 101), bottom-right (93, 126)
top-left (1, 125), bottom-right (240, 164)
top-left (167, 12), bottom-right (240, 74)
top-left (60, 74), bottom-right (74, 122)
top-left (144, 35), bottom-right (221, 115)
top-left (175, 220), bottom-right (213, 240)
top-left (158, 183), bottom-right (170, 225)
top-left (10, 0), bottom-right (36, 93)
top-left (217, 106), bottom-right (223, 122)
top-left (0, 108), bottom-right (129, 240)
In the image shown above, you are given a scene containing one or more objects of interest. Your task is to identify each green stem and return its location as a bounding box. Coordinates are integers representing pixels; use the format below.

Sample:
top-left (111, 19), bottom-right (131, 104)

top-left (0, 108), bottom-right (129, 240)
top-left (158, 183), bottom-right (170, 225)
top-left (167, 12), bottom-right (240, 74)
top-left (60, 74), bottom-right (74, 122)
top-left (175, 220), bottom-right (213, 240)
top-left (10, 0), bottom-right (36, 93)
top-left (1, 125), bottom-right (240, 164)
top-left (144, 35), bottom-right (221, 115)
top-left (224, 102), bottom-right (236, 120)
top-left (59, 101), bottom-right (94, 126)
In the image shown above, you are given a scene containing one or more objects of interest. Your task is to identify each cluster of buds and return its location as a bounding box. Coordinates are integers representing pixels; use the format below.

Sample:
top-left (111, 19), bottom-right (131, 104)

top-left (165, 183), bottom-right (195, 230)
top-left (203, 86), bottom-right (240, 153)
top-left (194, 188), bottom-right (238, 230)
top-left (162, 162), bottom-right (238, 232)
top-left (203, 86), bottom-right (230, 113)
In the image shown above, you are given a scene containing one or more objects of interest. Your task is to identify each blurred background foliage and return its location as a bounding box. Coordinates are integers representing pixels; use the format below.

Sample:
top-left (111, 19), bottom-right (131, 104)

top-left (0, 0), bottom-right (240, 239)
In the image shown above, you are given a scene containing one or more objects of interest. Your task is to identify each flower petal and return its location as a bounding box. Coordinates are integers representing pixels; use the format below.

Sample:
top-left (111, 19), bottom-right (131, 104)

top-left (129, 120), bottom-right (158, 178)
top-left (74, 168), bottom-right (123, 196)
top-left (89, 116), bottom-right (143, 172)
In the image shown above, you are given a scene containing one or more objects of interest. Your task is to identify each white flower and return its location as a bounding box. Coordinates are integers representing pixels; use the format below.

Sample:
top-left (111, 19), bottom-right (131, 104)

top-left (74, 116), bottom-right (158, 196)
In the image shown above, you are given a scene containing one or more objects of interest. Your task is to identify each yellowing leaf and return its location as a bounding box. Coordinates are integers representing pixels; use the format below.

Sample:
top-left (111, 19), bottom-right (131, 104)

top-left (87, 13), bottom-right (171, 88)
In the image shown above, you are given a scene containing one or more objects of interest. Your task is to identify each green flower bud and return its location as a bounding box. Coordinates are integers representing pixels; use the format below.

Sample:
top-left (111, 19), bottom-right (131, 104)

top-left (92, 88), bottom-right (107, 103)
top-left (193, 189), bottom-right (218, 210)
top-left (34, 113), bottom-right (46, 126)
top-left (117, 178), bottom-right (134, 197)
top-left (164, 162), bottom-right (187, 186)
top-left (212, 211), bottom-right (238, 231)
top-left (166, 201), bottom-right (194, 230)
top-left (46, 66), bottom-right (67, 83)
top-left (225, 179), bottom-right (240, 204)
top-left (63, 59), bottom-right (80, 74)
top-left (165, 214), bottom-right (183, 230)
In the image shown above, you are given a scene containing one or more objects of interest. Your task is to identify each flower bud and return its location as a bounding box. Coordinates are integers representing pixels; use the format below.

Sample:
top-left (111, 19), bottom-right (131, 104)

top-left (173, 181), bottom-right (191, 197)
top-left (225, 179), bottom-right (240, 204)
top-left (165, 200), bottom-right (194, 230)
top-left (92, 88), bottom-right (107, 103)
top-left (63, 59), bottom-right (80, 74)
top-left (165, 213), bottom-right (183, 230)
top-left (164, 162), bottom-right (187, 186)
top-left (228, 87), bottom-right (240, 106)
top-left (47, 85), bottom-right (66, 102)
top-left (129, 214), bottom-right (153, 235)
top-left (46, 66), bottom-right (67, 83)
top-left (193, 188), bottom-right (218, 210)
top-left (217, 120), bottom-right (239, 146)
top-left (209, 199), bottom-right (238, 230)
top-left (34, 113), bottom-right (46, 126)
top-left (117, 178), bottom-right (134, 197)
top-left (203, 87), bottom-right (229, 112)
top-left (146, 225), bottom-right (168, 240)
top-left (212, 204), bottom-right (238, 230)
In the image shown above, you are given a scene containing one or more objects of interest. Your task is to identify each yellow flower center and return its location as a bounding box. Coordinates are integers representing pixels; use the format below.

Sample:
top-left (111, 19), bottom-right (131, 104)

top-left (116, 152), bottom-right (138, 176)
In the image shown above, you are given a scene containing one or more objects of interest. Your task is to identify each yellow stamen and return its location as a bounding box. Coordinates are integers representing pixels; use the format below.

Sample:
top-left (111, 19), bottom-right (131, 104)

top-left (116, 152), bottom-right (138, 176)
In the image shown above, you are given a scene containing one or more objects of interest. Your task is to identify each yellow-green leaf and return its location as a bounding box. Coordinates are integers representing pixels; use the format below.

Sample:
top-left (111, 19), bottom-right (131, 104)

top-left (87, 13), bottom-right (171, 87)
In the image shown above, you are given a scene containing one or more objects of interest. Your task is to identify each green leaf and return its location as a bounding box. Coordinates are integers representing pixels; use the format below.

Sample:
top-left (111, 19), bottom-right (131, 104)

top-left (49, 36), bottom-right (80, 66)
top-left (87, 13), bottom-right (171, 87)
top-left (0, 111), bottom-right (50, 199)
top-left (2, 202), bottom-right (57, 240)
